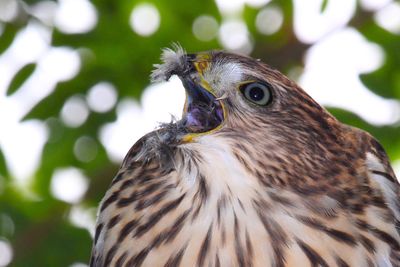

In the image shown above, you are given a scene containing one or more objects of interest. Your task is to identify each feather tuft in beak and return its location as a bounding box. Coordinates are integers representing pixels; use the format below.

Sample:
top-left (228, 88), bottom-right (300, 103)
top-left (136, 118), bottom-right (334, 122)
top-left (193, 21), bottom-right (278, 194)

top-left (151, 43), bottom-right (188, 82)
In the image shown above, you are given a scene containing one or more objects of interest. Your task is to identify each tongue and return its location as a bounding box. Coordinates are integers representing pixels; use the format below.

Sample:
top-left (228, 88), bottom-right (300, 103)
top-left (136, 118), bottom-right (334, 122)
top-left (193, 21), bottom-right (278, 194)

top-left (185, 106), bottom-right (203, 129)
top-left (183, 101), bottom-right (223, 133)
top-left (184, 104), bottom-right (214, 133)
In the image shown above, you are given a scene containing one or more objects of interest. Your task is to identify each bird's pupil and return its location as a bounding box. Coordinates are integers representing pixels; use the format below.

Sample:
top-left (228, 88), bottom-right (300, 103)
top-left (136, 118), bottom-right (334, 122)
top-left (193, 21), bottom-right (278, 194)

top-left (249, 87), bottom-right (264, 101)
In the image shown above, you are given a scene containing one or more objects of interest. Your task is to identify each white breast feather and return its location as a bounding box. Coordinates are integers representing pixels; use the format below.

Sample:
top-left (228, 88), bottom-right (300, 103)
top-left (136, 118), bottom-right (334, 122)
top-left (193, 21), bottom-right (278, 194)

top-left (366, 152), bottom-right (400, 220)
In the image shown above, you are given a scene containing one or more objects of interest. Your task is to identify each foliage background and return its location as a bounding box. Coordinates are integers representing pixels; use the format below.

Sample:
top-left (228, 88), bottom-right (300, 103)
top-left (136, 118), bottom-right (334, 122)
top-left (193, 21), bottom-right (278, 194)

top-left (0, 0), bottom-right (399, 266)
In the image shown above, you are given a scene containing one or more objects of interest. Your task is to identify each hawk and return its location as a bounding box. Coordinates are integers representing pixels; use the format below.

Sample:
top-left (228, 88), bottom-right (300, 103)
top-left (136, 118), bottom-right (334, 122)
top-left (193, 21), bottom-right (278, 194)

top-left (90, 47), bottom-right (400, 267)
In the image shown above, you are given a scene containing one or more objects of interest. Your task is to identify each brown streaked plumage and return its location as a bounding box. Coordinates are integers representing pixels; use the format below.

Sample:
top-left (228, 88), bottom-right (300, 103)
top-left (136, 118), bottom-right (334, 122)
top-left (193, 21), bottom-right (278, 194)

top-left (90, 46), bottom-right (400, 267)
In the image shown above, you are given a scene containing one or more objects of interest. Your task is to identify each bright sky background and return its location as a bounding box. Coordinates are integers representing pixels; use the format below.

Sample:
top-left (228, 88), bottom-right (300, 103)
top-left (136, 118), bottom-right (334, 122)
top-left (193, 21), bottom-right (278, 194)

top-left (0, 0), bottom-right (400, 264)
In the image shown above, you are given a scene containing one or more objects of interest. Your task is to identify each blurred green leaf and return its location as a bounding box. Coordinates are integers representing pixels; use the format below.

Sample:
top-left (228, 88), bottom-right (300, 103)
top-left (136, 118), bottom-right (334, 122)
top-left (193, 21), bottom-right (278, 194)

top-left (0, 147), bottom-right (8, 178)
top-left (0, 24), bottom-right (19, 54)
top-left (7, 63), bottom-right (36, 96)
top-left (357, 13), bottom-right (400, 99)
top-left (320, 0), bottom-right (329, 13)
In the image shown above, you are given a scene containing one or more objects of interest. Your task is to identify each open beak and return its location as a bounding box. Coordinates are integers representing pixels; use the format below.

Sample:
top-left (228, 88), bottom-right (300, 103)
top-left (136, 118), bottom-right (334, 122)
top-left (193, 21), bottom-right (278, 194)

top-left (179, 76), bottom-right (224, 133)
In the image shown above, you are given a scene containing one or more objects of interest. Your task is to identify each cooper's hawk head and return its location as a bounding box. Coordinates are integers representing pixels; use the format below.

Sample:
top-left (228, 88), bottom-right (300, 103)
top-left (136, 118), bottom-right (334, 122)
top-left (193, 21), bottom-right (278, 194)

top-left (151, 46), bottom-right (340, 185)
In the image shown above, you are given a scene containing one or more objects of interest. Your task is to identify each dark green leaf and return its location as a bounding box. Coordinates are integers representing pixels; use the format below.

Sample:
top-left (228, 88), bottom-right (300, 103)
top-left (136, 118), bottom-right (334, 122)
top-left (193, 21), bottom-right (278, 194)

top-left (0, 147), bottom-right (9, 178)
top-left (0, 24), bottom-right (18, 54)
top-left (7, 63), bottom-right (36, 96)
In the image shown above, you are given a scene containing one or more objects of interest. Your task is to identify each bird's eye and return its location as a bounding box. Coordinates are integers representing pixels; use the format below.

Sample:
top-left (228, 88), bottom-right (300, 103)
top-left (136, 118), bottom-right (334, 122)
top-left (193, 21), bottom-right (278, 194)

top-left (241, 82), bottom-right (272, 106)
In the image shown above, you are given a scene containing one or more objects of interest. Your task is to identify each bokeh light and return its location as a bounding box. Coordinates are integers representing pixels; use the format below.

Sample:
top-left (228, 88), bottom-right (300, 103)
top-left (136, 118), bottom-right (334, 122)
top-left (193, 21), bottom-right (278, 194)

top-left (219, 19), bottom-right (253, 54)
top-left (74, 136), bottom-right (98, 162)
top-left (129, 3), bottom-right (160, 36)
top-left (69, 205), bottom-right (96, 237)
top-left (6, 22), bottom-right (50, 65)
top-left (192, 15), bottom-right (219, 42)
top-left (38, 47), bottom-right (81, 82)
top-left (215, 0), bottom-right (243, 14)
top-left (70, 263), bottom-right (89, 267)
top-left (100, 99), bottom-right (143, 162)
top-left (100, 76), bottom-right (185, 162)
top-left (300, 28), bottom-right (399, 125)
top-left (60, 96), bottom-right (90, 128)
top-left (0, 239), bottom-right (13, 267)
top-left (0, 0), bottom-right (18, 22)
top-left (293, 0), bottom-right (356, 43)
top-left (50, 168), bottom-right (89, 204)
top-left (375, 1), bottom-right (400, 34)
top-left (54, 0), bottom-right (98, 34)
top-left (141, 76), bottom-right (185, 125)
top-left (0, 119), bottom-right (48, 182)
top-left (255, 6), bottom-right (284, 35)
top-left (86, 82), bottom-right (118, 113)
top-left (245, 0), bottom-right (271, 8)
top-left (31, 0), bottom-right (58, 26)
top-left (360, 0), bottom-right (392, 11)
